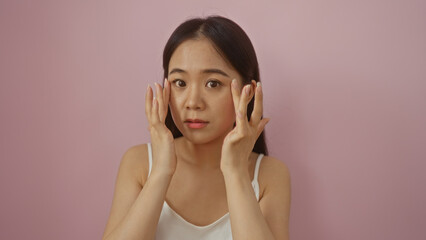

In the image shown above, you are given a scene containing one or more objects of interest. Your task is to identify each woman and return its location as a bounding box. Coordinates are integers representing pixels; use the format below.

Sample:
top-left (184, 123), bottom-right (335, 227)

top-left (102, 15), bottom-right (291, 240)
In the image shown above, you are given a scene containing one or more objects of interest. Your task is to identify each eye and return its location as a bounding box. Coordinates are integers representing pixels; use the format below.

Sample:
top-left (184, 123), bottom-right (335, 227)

top-left (172, 79), bottom-right (186, 88)
top-left (206, 80), bottom-right (222, 88)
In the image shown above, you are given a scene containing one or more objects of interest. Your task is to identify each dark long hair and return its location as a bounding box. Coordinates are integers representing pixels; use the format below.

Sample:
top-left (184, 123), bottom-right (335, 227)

top-left (162, 15), bottom-right (268, 155)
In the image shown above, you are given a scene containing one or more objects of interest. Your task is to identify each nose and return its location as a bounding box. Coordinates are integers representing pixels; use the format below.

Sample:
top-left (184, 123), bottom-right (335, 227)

top-left (185, 85), bottom-right (205, 111)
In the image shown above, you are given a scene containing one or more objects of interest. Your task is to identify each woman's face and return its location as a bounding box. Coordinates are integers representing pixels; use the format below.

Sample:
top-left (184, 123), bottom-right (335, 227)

top-left (168, 38), bottom-right (243, 144)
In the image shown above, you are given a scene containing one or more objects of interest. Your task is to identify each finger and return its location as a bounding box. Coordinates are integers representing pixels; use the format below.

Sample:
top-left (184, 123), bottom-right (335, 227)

top-left (155, 83), bottom-right (165, 122)
top-left (145, 85), bottom-right (153, 124)
top-left (231, 79), bottom-right (241, 115)
top-left (163, 78), bottom-right (170, 116)
top-left (236, 84), bottom-right (251, 128)
top-left (250, 82), bottom-right (263, 126)
top-left (151, 96), bottom-right (160, 123)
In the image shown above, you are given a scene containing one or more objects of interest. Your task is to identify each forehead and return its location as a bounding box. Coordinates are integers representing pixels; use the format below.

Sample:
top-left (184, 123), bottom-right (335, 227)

top-left (169, 38), bottom-right (237, 75)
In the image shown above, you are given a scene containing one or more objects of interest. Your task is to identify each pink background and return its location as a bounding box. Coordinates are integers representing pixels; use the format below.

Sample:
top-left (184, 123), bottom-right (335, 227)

top-left (1, 0), bottom-right (425, 239)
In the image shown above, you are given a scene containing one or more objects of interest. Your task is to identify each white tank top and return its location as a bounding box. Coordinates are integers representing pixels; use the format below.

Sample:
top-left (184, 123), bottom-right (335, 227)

top-left (146, 143), bottom-right (264, 240)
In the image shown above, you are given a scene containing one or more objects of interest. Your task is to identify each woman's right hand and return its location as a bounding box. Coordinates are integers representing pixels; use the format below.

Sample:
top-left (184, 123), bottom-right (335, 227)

top-left (145, 78), bottom-right (177, 177)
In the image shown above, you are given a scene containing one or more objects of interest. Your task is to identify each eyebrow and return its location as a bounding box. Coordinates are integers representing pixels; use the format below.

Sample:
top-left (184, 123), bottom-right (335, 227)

top-left (169, 68), bottom-right (230, 77)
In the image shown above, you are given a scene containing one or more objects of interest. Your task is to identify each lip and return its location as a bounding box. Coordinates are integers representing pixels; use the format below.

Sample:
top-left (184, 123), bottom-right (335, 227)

top-left (185, 118), bottom-right (209, 123)
top-left (184, 119), bottom-right (209, 129)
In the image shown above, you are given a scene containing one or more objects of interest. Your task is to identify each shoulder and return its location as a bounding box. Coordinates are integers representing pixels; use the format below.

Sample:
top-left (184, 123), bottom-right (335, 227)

top-left (257, 155), bottom-right (291, 238)
top-left (258, 155), bottom-right (291, 200)
top-left (120, 143), bottom-right (150, 187)
top-left (259, 155), bottom-right (291, 182)
top-left (257, 155), bottom-right (291, 239)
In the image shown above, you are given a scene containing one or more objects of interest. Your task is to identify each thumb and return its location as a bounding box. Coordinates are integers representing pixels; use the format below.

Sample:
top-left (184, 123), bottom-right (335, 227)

top-left (256, 118), bottom-right (270, 138)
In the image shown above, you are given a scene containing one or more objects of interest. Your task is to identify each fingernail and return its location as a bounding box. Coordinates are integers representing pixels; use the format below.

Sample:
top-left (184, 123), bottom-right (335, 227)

top-left (256, 82), bottom-right (261, 92)
top-left (153, 96), bottom-right (156, 105)
top-left (147, 84), bottom-right (151, 91)
top-left (164, 78), bottom-right (168, 86)
top-left (245, 85), bottom-right (251, 94)
top-left (232, 79), bottom-right (236, 88)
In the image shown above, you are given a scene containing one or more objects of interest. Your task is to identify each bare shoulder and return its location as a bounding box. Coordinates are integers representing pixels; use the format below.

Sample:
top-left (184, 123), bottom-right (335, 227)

top-left (102, 144), bottom-right (149, 239)
top-left (121, 143), bottom-right (150, 187)
top-left (259, 155), bottom-right (291, 182)
top-left (257, 155), bottom-right (291, 239)
top-left (258, 155), bottom-right (291, 199)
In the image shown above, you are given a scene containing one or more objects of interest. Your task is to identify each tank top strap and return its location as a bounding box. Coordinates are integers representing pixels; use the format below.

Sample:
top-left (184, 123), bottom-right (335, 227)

top-left (252, 153), bottom-right (264, 201)
top-left (254, 153), bottom-right (264, 183)
top-left (147, 143), bottom-right (153, 178)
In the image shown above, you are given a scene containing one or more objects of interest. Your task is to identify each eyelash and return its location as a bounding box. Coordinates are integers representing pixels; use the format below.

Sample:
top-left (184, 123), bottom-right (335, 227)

top-left (171, 79), bottom-right (222, 88)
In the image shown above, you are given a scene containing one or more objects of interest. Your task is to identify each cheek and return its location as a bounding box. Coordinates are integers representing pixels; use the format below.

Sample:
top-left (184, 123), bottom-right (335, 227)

top-left (217, 94), bottom-right (236, 119)
top-left (169, 91), bottom-right (182, 111)
top-left (169, 98), bottom-right (182, 131)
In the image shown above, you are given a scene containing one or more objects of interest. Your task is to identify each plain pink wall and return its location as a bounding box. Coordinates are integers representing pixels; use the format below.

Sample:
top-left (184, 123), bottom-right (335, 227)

top-left (1, 0), bottom-right (425, 239)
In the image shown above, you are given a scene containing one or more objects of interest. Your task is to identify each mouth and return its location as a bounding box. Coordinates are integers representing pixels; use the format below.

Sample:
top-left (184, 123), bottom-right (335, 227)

top-left (184, 119), bottom-right (209, 129)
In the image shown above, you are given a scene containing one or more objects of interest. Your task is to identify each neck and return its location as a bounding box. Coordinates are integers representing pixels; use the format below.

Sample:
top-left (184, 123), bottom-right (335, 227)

top-left (176, 136), bottom-right (226, 170)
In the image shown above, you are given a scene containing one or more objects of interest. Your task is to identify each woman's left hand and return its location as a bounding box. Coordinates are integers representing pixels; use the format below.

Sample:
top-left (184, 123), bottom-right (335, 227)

top-left (220, 79), bottom-right (270, 175)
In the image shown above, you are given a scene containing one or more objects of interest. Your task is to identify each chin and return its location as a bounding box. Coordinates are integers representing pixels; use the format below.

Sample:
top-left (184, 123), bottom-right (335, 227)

top-left (187, 135), bottom-right (221, 145)
top-left (178, 127), bottom-right (230, 145)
